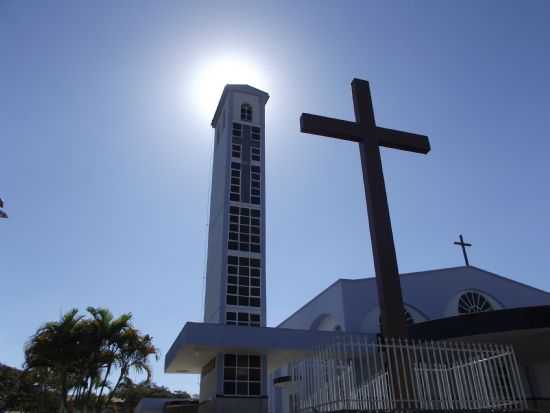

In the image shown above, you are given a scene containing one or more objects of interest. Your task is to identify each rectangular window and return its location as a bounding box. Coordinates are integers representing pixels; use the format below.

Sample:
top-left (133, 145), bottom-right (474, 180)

top-left (232, 122), bottom-right (242, 137)
top-left (250, 147), bottom-right (261, 162)
top-left (225, 311), bottom-right (260, 327)
top-left (228, 206), bottom-right (261, 253)
top-left (226, 254), bottom-right (261, 308)
top-left (232, 137), bottom-right (241, 159)
top-left (229, 161), bottom-right (241, 202)
top-left (250, 164), bottom-right (261, 205)
top-left (223, 354), bottom-right (262, 396)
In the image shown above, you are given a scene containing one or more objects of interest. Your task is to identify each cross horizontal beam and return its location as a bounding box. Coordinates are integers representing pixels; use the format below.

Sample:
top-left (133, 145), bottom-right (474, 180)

top-left (300, 113), bottom-right (431, 154)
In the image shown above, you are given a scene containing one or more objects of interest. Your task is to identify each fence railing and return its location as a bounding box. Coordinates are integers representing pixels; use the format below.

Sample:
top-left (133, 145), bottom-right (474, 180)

top-left (288, 336), bottom-right (527, 412)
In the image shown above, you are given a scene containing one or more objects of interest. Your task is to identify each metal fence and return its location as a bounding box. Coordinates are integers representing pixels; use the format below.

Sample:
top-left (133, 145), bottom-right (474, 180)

top-left (288, 336), bottom-right (527, 412)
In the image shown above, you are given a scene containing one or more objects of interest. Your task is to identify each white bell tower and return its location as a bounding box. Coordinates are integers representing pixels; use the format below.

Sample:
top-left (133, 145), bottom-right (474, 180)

top-left (200, 84), bottom-right (269, 412)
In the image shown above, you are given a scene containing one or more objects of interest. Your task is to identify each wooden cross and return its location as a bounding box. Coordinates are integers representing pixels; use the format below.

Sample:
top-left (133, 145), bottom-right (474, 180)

top-left (300, 79), bottom-right (430, 338)
top-left (454, 234), bottom-right (472, 266)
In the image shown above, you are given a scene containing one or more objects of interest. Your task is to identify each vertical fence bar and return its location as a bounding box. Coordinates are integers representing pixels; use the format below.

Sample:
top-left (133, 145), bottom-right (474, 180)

top-left (456, 341), bottom-right (470, 410)
top-left (508, 343), bottom-right (527, 410)
top-left (325, 342), bottom-right (331, 412)
top-left (383, 339), bottom-right (390, 410)
top-left (354, 336), bottom-right (364, 410)
top-left (491, 342), bottom-right (506, 407)
top-left (465, 341), bottom-right (480, 409)
top-left (371, 336), bottom-right (381, 409)
top-left (420, 341), bottom-right (436, 409)
top-left (303, 358), bottom-right (312, 410)
top-left (410, 338), bottom-right (422, 409)
top-left (314, 345), bottom-right (321, 411)
top-left (501, 344), bottom-right (518, 409)
top-left (387, 337), bottom-right (401, 407)
top-left (342, 337), bottom-right (348, 411)
top-left (478, 342), bottom-right (495, 409)
top-left (470, 342), bottom-right (485, 409)
top-left (438, 341), bottom-right (449, 409)
top-left (334, 338), bottom-right (341, 411)
top-left (430, 341), bottom-right (442, 409)
top-left (362, 335), bottom-right (372, 410)
top-left (379, 337), bottom-right (387, 410)
top-left (476, 342), bottom-right (491, 408)
top-left (344, 339), bottom-right (355, 409)
top-left (350, 335), bottom-right (363, 410)
top-left (326, 341), bottom-right (332, 411)
top-left (495, 343), bottom-right (513, 408)
top-left (450, 342), bottom-right (467, 409)
top-left (486, 343), bottom-right (499, 408)
top-left (407, 337), bottom-right (417, 408)
top-left (441, 341), bottom-right (455, 409)
top-left (454, 340), bottom-right (469, 409)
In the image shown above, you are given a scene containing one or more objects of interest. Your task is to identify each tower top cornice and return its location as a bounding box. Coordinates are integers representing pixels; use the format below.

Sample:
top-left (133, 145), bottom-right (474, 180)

top-left (211, 84), bottom-right (269, 127)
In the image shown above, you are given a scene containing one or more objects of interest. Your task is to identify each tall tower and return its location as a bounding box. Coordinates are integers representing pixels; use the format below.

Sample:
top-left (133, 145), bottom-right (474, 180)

top-left (200, 85), bottom-right (269, 412)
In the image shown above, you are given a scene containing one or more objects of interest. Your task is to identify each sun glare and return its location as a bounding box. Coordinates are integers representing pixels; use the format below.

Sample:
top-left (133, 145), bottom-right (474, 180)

top-left (192, 56), bottom-right (269, 120)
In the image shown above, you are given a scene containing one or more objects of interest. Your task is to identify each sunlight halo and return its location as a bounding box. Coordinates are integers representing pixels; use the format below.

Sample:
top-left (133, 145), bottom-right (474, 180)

top-left (191, 55), bottom-right (269, 120)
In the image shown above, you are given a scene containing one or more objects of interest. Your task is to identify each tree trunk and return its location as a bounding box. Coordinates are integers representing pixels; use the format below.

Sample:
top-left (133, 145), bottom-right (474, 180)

top-left (96, 361), bottom-right (113, 409)
top-left (104, 368), bottom-right (126, 410)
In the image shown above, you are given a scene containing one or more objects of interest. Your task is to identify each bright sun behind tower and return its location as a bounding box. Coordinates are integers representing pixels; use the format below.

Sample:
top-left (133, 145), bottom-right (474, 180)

top-left (193, 55), bottom-right (268, 119)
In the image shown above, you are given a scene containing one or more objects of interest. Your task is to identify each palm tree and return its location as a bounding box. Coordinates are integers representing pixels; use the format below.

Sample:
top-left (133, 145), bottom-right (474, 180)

top-left (102, 328), bottom-right (159, 411)
top-left (87, 307), bottom-right (133, 411)
top-left (24, 309), bottom-right (84, 412)
top-left (24, 308), bottom-right (159, 413)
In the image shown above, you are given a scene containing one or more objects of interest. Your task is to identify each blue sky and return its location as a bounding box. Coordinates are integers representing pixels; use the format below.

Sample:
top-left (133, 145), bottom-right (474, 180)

top-left (2, 1), bottom-right (550, 393)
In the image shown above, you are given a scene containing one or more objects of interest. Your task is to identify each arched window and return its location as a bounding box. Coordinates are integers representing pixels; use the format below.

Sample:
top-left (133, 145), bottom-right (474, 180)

top-left (310, 313), bottom-right (339, 331)
top-left (458, 291), bottom-right (494, 314)
top-left (241, 103), bottom-right (252, 122)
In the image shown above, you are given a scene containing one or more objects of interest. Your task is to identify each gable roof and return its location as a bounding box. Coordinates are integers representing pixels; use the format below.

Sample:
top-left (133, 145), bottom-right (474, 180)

top-left (338, 265), bottom-right (550, 296)
top-left (277, 266), bottom-right (550, 328)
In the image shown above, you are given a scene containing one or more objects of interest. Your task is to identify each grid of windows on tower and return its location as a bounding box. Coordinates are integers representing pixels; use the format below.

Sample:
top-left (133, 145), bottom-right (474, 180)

top-left (250, 165), bottom-right (261, 205)
top-left (226, 311), bottom-right (260, 327)
top-left (230, 162), bottom-right (241, 202)
top-left (228, 206), bottom-right (261, 253)
top-left (251, 126), bottom-right (261, 162)
top-left (226, 255), bottom-right (261, 307)
top-left (223, 354), bottom-right (261, 396)
top-left (232, 123), bottom-right (242, 159)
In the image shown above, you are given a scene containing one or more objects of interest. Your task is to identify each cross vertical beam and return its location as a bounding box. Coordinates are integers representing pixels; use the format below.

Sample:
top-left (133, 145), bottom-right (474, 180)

top-left (454, 234), bottom-right (472, 266)
top-left (300, 79), bottom-right (430, 339)
top-left (352, 80), bottom-right (408, 339)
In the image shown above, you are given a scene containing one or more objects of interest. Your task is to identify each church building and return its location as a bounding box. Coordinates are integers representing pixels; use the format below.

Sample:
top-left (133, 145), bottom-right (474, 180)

top-left (165, 84), bottom-right (550, 413)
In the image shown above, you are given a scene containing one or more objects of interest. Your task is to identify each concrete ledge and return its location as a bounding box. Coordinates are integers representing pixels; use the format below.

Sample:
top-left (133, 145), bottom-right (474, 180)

top-left (165, 322), bottom-right (374, 373)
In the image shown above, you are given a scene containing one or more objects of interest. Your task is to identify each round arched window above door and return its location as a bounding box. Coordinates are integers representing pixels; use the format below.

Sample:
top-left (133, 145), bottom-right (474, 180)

top-left (458, 291), bottom-right (494, 314)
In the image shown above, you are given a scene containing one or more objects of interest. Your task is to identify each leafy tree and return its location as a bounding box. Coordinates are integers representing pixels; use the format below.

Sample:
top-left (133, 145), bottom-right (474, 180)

top-left (111, 378), bottom-right (191, 412)
top-left (0, 363), bottom-right (57, 412)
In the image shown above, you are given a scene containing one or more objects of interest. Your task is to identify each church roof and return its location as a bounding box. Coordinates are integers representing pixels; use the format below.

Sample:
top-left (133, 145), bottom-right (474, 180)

top-left (338, 265), bottom-right (550, 295)
top-left (211, 84), bottom-right (269, 127)
top-left (277, 266), bottom-right (550, 329)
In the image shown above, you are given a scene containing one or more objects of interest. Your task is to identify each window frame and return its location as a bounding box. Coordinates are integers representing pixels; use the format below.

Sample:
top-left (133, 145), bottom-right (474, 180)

top-left (240, 103), bottom-right (253, 122)
top-left (223, 353), bottom-right (262, 396)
